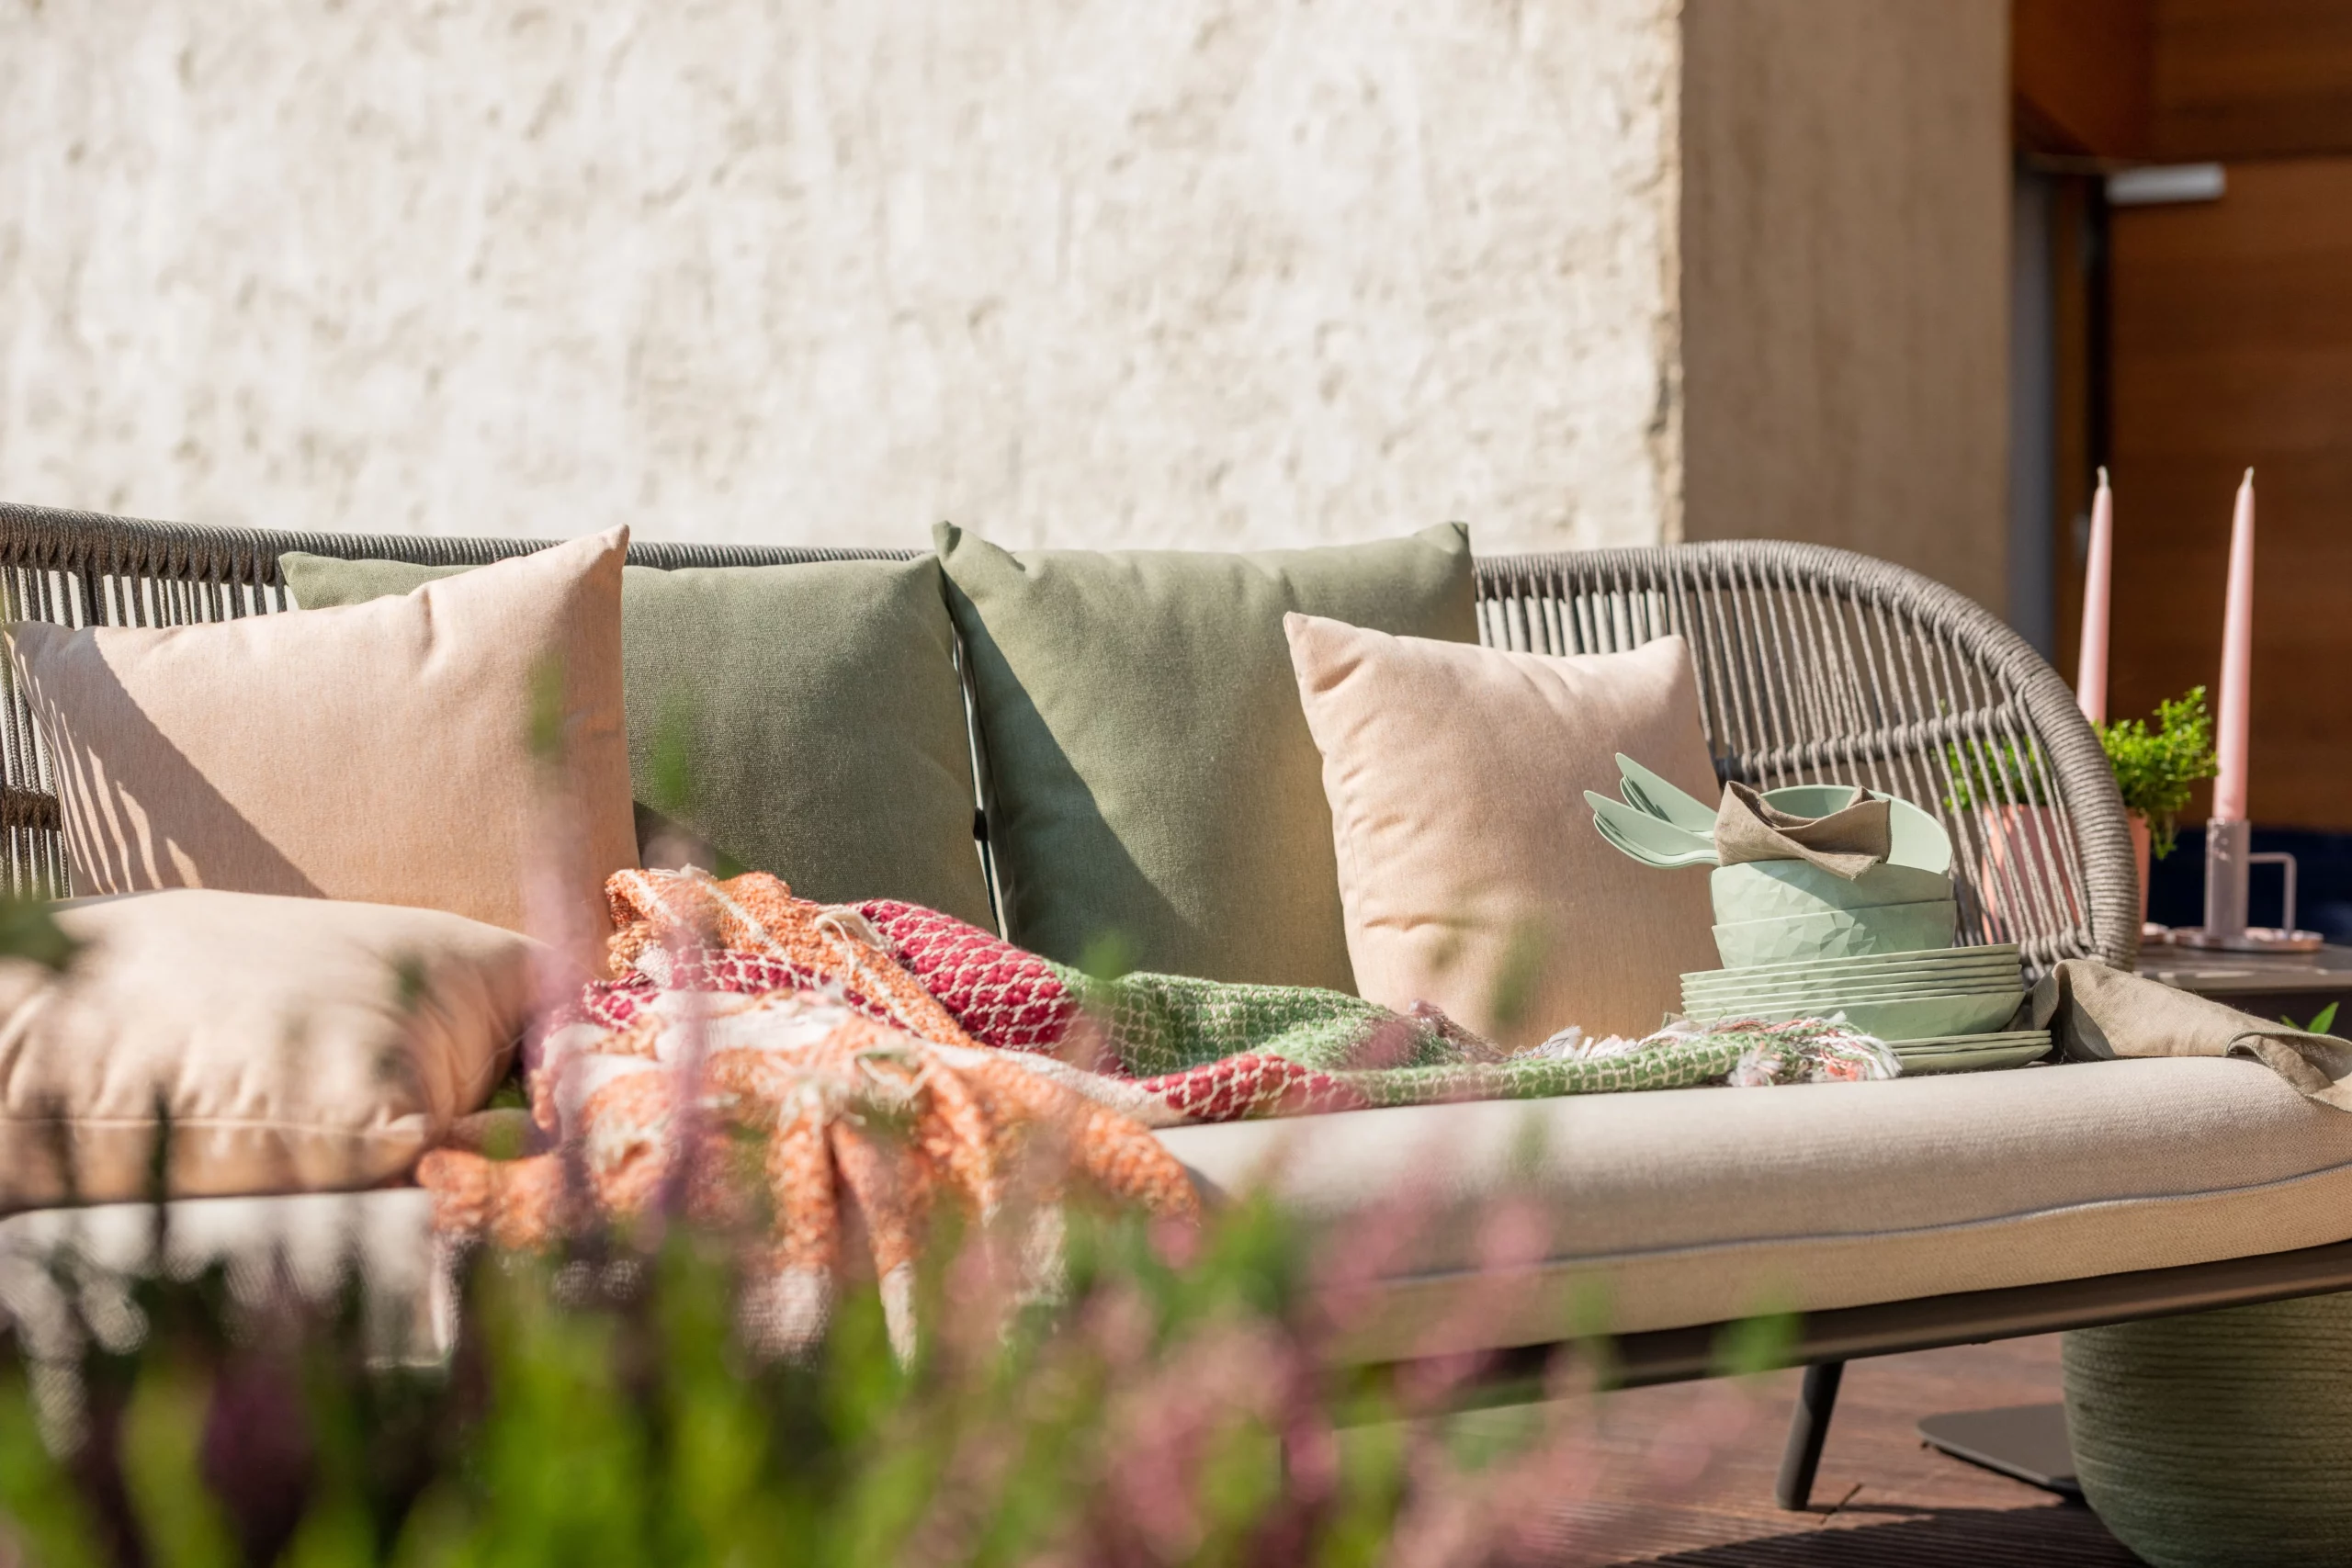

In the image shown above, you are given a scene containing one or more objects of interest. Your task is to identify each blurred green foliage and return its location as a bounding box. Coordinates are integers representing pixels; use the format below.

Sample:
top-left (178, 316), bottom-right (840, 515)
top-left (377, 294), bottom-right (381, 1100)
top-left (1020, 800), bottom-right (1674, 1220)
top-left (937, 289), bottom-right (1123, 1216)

top-left (1077, 930), bottom-right (1138, 985)
top-left (0, 1190), bottom-right (1805, 1564)
top-left (0, 932), bottom-right (1802, 1565)
top-left (0, 897), bottom-right (80, 973)
top-left (0, 1192), bottom-right (1541, 1567)
top-left (1482, 919), bottom-right (1552, 1041)
top-left (525, 657), bottom-right (567, 769)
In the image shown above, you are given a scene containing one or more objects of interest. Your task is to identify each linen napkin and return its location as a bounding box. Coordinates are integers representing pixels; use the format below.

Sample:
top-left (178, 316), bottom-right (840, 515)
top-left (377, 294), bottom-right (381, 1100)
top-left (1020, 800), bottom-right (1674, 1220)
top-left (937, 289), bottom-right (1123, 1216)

top-left (2030, 959), bottom-right (2352, 1112)
top-left (1713, 782), bottom-right (1893, 881)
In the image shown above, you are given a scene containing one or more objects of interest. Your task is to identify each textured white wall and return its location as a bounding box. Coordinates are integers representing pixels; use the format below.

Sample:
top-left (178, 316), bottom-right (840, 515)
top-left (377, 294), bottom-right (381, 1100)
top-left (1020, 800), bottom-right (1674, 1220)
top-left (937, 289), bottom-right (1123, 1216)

top-left (0, 2), bottom-right (1682, 552)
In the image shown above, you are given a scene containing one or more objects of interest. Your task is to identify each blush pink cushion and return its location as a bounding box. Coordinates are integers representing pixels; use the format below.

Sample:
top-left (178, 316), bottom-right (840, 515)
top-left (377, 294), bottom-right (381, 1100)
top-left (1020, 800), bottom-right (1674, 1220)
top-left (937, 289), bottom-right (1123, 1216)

top-left (6, 530), bottom-right (638, 940)
top-left (1285, 614), bottom-right (1720, 1046)
top-left (0, 890), bottom-right (537, 1209)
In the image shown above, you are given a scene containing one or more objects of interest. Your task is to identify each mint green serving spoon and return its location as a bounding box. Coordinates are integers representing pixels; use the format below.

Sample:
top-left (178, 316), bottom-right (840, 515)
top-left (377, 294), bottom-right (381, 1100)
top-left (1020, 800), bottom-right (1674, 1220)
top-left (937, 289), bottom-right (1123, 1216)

top-left (1594, 813), bottom-right (1718, 870)
top-left (1588, 792), bottom-right (1718, 866)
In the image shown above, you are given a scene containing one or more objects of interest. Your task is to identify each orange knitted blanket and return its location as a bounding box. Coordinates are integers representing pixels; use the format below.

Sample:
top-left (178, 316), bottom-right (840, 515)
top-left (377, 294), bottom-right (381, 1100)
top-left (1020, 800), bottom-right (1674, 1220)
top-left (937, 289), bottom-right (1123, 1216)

top-left (419, 869), bottom-right (1199, 1351)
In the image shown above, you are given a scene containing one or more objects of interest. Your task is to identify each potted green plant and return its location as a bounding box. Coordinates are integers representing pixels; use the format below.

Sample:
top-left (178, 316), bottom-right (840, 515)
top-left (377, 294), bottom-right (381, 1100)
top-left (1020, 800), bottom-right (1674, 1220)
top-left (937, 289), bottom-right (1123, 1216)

top-left (2098, 687), bottom-right (2219, 924)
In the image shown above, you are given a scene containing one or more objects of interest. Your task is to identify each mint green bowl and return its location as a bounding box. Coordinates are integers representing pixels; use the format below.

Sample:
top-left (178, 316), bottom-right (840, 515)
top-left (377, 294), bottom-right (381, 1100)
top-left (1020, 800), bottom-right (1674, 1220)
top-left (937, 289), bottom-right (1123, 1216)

top-left (1712, 899), bottom-right (1958, 969)
top-left (1711, 860), bottom-right (1956, 925)
top-left (1758, 785), bottom-right (1954, 875)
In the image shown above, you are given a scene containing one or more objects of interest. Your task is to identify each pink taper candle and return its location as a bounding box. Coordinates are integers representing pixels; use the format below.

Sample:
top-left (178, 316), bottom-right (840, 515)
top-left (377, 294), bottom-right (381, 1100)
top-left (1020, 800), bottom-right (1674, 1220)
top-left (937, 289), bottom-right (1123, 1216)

top-left (2075, 467), bottom-right (2114, 725)
top-left (2211, 468), bottom-right (2256, 824)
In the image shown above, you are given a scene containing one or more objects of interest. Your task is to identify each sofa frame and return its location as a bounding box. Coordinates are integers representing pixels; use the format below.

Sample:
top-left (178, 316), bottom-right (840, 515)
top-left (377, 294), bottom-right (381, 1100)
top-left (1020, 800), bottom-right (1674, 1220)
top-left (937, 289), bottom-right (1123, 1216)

top-left (3, 499), bottom-right (2326, 1508)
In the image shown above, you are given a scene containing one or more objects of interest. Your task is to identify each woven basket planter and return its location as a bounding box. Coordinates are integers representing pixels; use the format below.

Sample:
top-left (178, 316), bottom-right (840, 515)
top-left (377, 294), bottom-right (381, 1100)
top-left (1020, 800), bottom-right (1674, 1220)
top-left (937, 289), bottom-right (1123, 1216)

top-left (2064, 1293), bottom-right (2352, 1567)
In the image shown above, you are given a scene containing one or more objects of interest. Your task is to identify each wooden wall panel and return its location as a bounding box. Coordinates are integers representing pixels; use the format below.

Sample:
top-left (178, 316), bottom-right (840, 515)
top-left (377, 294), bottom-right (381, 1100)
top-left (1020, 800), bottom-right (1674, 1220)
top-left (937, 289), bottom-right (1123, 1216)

top-left (2013, 0), bottom-right (2152, 156)
top-left (2012, 0), bottom-right (2352, 162)
top-left (2108, 157), bottom-right (2352, 829)
top-left (2152, 0), bottom-right (2352, 160)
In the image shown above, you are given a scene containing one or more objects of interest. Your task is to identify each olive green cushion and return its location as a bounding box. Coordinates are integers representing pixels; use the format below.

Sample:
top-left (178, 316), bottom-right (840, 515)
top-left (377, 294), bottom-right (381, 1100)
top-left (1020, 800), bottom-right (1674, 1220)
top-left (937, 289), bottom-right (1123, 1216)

top-left (279, 552), bottom-right (993, 930)
top-left (935, 523), bottom-right (1477, 989)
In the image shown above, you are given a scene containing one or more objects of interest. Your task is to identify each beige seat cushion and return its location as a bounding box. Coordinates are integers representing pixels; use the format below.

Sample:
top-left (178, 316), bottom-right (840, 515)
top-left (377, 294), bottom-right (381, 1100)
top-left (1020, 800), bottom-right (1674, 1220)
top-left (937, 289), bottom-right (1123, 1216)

top-left (1285, 615), bottom-right (1720, 1044)
top-left (6, 528), bottom-right (637, 939)
top-left (25, 1058), bottom-right (2346, 1381)
top-left (1154, 1057), bottom-right (2352, 1365)
top-left (0, 890), bottom-right (537, 1211)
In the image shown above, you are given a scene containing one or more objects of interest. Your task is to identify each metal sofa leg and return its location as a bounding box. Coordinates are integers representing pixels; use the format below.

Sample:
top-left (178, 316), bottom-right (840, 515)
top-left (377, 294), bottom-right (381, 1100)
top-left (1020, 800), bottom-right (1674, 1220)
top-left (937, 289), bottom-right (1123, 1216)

top-left (1774, 1360), bottom-right (1846, 1510)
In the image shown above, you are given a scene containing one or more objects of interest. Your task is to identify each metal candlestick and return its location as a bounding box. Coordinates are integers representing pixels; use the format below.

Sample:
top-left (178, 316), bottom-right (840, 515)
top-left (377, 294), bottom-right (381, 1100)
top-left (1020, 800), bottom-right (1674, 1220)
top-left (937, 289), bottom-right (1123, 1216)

top-left (2205, 818), bottom-right (2250, 941)
top-left (2164, 818), bottom-right (2324, 953)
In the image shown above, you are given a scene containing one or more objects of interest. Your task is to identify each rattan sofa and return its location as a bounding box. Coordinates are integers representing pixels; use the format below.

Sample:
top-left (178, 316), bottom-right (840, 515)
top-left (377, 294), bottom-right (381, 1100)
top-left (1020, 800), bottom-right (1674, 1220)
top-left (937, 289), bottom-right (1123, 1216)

top-left (9, 500), bottom-right (2352, 1508)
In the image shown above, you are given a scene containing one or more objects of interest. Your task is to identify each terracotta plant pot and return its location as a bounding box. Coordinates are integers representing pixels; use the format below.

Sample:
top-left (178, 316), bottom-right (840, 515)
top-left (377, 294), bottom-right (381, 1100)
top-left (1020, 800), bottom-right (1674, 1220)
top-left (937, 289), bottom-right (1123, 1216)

top-left (1973, 805), bottom-right (2083, 940)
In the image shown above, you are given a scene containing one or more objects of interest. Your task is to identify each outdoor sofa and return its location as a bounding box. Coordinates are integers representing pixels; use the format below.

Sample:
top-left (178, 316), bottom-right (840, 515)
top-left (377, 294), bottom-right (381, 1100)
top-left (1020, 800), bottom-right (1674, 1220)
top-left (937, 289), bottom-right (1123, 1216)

top-left (7, 500), bottom-right (2352, 1509)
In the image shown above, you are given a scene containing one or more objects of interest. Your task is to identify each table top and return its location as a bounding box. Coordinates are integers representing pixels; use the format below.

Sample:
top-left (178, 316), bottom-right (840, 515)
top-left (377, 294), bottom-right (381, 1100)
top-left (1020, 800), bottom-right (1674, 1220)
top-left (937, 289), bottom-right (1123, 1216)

top-left (2136, 941), bottom-right (2352, 998)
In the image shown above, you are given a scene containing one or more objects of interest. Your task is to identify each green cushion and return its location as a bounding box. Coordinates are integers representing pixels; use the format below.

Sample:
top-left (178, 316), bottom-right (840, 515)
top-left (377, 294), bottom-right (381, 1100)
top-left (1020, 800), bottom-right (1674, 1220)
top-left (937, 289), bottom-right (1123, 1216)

top-left (279, 551), bottom-right (993, 930)
top-left (935, 523), bottom-right (1477, 989)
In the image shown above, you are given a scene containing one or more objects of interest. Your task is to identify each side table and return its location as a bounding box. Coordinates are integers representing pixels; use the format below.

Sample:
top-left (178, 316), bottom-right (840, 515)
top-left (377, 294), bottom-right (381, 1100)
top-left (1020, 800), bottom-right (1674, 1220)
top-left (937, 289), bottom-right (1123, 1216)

top-left (2135, 941), bottom-right (2352, 1025)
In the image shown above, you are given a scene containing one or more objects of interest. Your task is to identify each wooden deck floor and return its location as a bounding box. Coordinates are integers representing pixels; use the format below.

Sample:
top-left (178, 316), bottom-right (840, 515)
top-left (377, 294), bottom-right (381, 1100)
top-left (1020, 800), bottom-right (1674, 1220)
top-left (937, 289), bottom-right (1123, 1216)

top-left (1432, 1334), bottom-right (2143, 1565)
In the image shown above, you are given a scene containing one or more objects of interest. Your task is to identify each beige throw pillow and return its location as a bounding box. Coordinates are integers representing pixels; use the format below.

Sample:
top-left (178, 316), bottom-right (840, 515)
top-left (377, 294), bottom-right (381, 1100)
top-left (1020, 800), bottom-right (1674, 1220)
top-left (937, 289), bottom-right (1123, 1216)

top-left (1286, 614), bottom-right (1721, 1046)
top-left (6, 529), bottom-right (638, 938)
top-left (0, 890), bottom-right (538, 1210)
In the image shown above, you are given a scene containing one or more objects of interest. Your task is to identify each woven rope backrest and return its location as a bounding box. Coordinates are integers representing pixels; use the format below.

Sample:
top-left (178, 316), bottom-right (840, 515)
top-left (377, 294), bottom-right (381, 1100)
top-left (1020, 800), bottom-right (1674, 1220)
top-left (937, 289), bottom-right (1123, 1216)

top-left (1, 503), bottom-right (2133, 973)
top-left (1478, 546), bottom-right (2135, 972)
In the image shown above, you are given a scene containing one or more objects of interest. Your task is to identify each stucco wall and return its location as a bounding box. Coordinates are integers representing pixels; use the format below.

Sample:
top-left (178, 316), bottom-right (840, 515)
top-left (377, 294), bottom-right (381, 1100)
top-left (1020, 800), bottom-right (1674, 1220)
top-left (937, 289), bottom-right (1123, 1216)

top-left (0, 1), bottom-right (1682, 553)
top-left (1680, 0), bottom-right (2011, 614)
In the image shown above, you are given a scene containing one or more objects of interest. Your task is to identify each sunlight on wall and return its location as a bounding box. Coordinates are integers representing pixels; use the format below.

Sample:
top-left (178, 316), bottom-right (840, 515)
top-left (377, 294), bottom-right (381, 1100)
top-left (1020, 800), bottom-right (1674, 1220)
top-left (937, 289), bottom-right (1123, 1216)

top-left (0, 2), bottom-right (1683, 553)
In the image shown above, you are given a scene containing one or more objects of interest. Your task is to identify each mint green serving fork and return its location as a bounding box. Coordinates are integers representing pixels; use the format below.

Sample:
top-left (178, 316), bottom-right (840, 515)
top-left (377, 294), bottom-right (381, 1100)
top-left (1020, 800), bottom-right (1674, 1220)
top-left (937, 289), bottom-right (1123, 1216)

top-left (1614, 753), bottom-right (1720, 835)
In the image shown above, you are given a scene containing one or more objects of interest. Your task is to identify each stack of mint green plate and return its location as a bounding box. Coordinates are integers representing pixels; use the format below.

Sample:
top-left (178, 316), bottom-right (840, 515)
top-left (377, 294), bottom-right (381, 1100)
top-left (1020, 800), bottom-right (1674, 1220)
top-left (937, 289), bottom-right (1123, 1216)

top-left (1681, 943), bottom-right (2047, 1071)
top-left (1892, 1031), bottom-right (2055, 1074)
